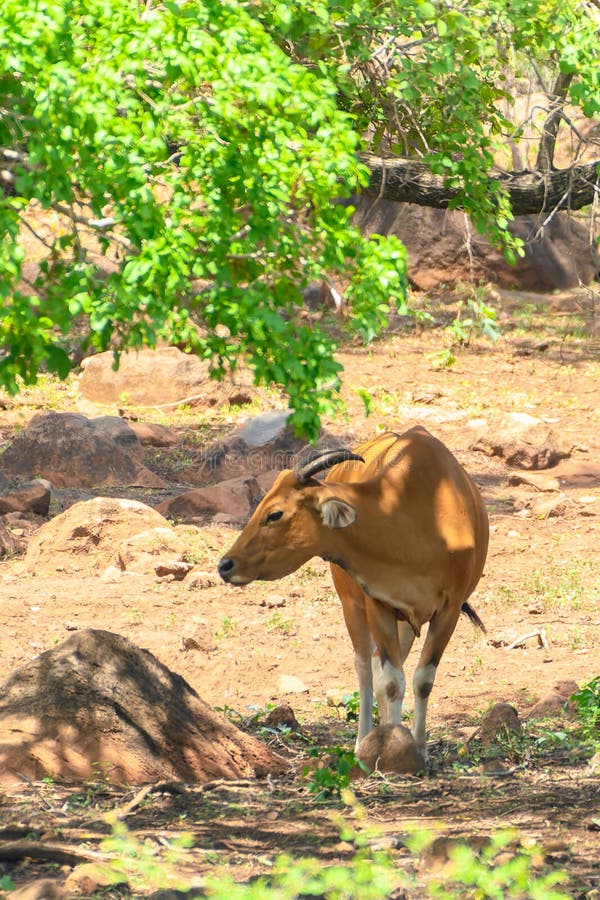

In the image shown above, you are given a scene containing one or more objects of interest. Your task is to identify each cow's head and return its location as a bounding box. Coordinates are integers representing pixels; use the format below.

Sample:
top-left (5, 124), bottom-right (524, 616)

top-left (218, 448), bottom-right (364, 584)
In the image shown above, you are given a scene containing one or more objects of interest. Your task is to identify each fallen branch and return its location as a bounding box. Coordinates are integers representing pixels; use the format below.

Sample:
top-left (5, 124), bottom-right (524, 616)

top-left (506, 628), bottom-right (550, 651)
top-left (112, 780), bottom-right (185, 820)
top-left (0, 839), bottom-right (110, 866)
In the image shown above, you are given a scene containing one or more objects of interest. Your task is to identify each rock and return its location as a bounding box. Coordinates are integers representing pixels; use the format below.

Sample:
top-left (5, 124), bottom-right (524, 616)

top-left (116, 525), bottom-right (194, 575)
top-left (179, 412), bottom-right (342, 486)
top-left (301, 280), bottom-right (343, 311)
top-left (9, 879), bottom-right (64, 900)
top-left (0, 520), bottom-right (26, 558)
top-left (526, 679), bottom-right (579, 720)
top-left (156, 476), bottom-right (263, 524)
top-left (155, 560), bottom-right (194, 580)
top-left (0, 412), bottom-right (165, 489)
top-left (0, 470), bottom-right (8, 491)
top-left (264, 704), bottom-right (301, 732)
top-left (278, 674), bottom-right (309, 695)
top-left (356, 724), bottom-right (425, 776)
top-left (64, 863), bottom-right (126, 894)
top-left (78, 347), bottom-right (253, 408)
top-left (236, 410), bottom-right (292, 446)
top-left (0, 629), bottom-right (287, 786)
top-left (351, 197), bottom-right (599, 290)
top-left (182, 429), bottom-right (303, 486)
top-left (187, 572), bottom-right (218, 590)
top-left (255, 470), bottom-right (280, 493)
top-left (419, 834), bottom-right (490, 874)
top-left (129, 421), bottom-right (179, 447)
top-left (470, 413), bottom-right (567, 470)
top-left (529, 495), bottom-right (572, 518)
top-left (508, 471), bottom-right (561, 492)
top-left (472, 703), bottom-right (522, 747)
top-left (0, 479), bottom-right (51, 516)
top-left (18, 497), bottom-right (170, 574)
top-left (180, 623), bottom-right (217, 654)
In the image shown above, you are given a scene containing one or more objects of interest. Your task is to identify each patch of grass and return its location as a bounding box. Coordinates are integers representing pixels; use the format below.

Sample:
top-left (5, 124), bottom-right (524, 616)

top-left (216, 616), bottom-right (237, 640)
top-left (204, 846), bottom-right (398, 899)
top-left (126, 607), bottom-right (143, 626)
top-left (339, 690), bottom-right (378, 724)
top-left (0, 373), bottom-right (79, 411)
top-left (526, 565), bottom-right (586, 610)
top-left (444, 288), bottom-right (500, 346)
top-left (413, 828), bottom-right (570, 900)
top-left (265, 612), bottom-right (296, 634)
top-left (499, 560), bottom-right (598, 611)
top-left (101, 816), bottom-right (195, 893)
top-left (181, 533), bottom-right (218, 567)
top-left (571, 676), bottom-right (600, 751)
top-left (302, 747), bottom-right (367, 800)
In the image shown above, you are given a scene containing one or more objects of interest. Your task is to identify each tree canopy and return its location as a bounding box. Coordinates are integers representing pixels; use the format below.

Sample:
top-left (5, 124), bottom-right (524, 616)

top-left (1, 0), bottom-right (598, 437)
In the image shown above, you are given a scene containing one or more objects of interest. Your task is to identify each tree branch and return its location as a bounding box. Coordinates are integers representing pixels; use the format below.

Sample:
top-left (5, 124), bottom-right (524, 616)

top-left (535, 71), bottom-right (574, 172)
top-left (361, 153), bottom-right (600, 215)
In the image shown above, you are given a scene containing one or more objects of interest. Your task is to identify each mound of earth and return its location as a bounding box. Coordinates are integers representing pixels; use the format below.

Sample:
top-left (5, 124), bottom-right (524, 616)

top-left (0, 629), bottom-right (287, 786)
top-left (18, 497), bottom-right (178, 574)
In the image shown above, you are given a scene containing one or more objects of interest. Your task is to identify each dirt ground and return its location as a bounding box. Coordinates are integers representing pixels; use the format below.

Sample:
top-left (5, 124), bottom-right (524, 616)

top-left (0, 287), bottom-right (599, 897)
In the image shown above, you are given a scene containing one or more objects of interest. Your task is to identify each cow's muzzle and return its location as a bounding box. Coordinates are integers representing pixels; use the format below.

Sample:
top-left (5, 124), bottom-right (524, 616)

top-left (218, 557), bottom-right (235, 582)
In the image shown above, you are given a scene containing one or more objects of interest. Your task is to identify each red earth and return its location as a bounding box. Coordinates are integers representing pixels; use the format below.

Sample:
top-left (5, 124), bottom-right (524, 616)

top-left (0, 287), bottom-right (598, 897)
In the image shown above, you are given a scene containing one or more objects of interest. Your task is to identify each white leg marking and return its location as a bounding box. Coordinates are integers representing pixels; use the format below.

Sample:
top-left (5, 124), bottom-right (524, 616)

top-left (354, 652), bottom-right (374, 749)
top-left (373, 655), bottom-right (405, 727)
top-left (412, 662), bottom-right (437, 756)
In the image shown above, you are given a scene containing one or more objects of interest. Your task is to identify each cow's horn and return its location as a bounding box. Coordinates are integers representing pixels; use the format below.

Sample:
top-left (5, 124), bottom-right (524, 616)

top-left (295, 448), bottom-right (365, 483)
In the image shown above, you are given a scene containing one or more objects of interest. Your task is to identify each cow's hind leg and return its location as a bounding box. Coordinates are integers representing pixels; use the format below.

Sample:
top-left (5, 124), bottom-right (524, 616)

top-left (412, 602), bottom-right (461, 757)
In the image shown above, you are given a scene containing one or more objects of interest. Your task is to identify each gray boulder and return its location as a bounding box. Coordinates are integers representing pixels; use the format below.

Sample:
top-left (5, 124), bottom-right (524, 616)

top-left (1, 412), bottom-right (165, 488)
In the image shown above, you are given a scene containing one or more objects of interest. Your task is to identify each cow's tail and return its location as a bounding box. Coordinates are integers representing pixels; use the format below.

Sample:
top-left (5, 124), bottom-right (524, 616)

top-left (461, 602), bottom-right (486, 633)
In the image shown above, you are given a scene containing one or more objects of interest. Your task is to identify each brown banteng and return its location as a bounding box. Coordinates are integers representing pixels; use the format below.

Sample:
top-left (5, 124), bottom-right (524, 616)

top-left (218, 426), bottom-right (489, 757)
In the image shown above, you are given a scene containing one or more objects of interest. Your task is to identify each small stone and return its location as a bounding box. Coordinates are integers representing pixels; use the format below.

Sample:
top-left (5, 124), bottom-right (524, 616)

top-left (10, 880), bottom-right (64, 900)
top-left (155, 561), bottom-right (194, 580)
top-left (180, 624), bottom-right (217, 654)
top-left (526, 680), bottom-right (579, 720)
top-left (0, 479), bottom-right (52, 516)
top-left (264, 704), bottom-right (301, 731)
top-left (0, 521), bottom-right (26, 558)
top-left (236, 410), bottom-right (291, 446)
top-left (278, 674), bottom-right (309, 694)
top-left (64, 862), bottom-right (127, 894)
top-left (128, 421), bottom-right (179, 447)
top-left (260, 594), bottom-right (286, 609)
top-left (472, 703), bottom-right (522, 746)
top-left (187, 572), bottom-right (217, 590)
top-left (356, 724), bottom-right (425, 776)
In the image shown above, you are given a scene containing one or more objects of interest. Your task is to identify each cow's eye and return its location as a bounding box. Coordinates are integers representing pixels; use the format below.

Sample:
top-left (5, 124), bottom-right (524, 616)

top-left (265, 510), bottom-right (283, 524)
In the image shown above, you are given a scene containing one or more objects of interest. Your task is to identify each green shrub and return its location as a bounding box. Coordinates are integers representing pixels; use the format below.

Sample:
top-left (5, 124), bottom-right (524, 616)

top-left (571, 676), bottom-right (600, 750)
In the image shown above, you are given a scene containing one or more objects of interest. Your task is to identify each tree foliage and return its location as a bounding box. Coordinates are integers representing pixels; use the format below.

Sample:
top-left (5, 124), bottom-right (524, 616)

top-left (257, 0), bottom-right (599, 251)
top-left (0, 0), bottom-right (598, 436)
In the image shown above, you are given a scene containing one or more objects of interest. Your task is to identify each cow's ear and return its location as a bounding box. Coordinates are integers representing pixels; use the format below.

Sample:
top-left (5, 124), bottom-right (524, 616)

top-left (320, 498), bottom-right (356, 529)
